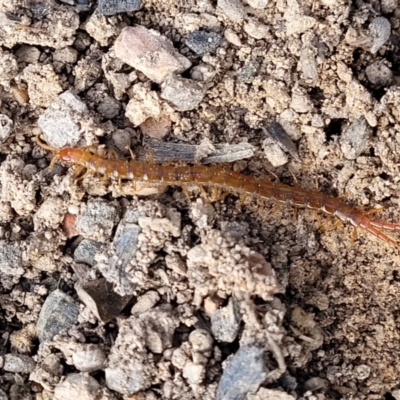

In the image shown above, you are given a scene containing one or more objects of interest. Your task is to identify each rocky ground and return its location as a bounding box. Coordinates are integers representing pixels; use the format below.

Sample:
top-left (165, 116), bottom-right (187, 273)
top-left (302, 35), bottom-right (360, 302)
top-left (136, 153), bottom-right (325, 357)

top-left (1, 0), bottom-right (400, 399)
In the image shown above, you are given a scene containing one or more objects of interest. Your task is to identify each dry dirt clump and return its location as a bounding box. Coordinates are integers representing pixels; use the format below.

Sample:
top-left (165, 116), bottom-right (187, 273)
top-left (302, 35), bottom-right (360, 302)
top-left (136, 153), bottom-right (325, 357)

top-left (2, 0), bottom-right (400, 399)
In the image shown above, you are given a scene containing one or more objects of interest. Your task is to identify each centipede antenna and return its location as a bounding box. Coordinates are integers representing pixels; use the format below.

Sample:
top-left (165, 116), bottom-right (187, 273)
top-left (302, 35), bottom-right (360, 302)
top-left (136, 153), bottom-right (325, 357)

top-left (35, 134), bottom-right (58, 152)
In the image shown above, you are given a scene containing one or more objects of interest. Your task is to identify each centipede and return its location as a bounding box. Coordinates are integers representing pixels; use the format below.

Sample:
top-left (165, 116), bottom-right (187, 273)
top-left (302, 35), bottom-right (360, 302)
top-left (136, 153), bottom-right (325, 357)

top-left (35, 135), bottom-right (400, 248)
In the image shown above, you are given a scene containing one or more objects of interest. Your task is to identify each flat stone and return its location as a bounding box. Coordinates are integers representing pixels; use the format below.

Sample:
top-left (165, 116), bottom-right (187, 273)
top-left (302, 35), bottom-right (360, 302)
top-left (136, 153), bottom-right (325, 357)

top-left (3, 354), bottom-right (36, 374)
top-left (115, 26), bottom-right (192, 84)
top-left (37, 290), bottom-right (80, 342)
top-left (216, 346), bottom-right (268, 400)
top-left (76, 278), bottom-right (133, 322)
top-left (161, 74), bottom-right (206, 111)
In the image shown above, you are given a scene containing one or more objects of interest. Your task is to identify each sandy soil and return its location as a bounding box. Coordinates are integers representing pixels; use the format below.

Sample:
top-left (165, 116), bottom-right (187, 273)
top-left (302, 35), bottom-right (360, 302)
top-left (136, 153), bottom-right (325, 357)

top-left (1, 0), bottom-right (400, 399)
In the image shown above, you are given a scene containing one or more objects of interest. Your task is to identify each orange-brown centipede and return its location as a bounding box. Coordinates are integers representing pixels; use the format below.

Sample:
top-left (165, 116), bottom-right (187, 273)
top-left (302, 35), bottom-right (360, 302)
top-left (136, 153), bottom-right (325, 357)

top-left (36, 135), bottom-right (400, 248)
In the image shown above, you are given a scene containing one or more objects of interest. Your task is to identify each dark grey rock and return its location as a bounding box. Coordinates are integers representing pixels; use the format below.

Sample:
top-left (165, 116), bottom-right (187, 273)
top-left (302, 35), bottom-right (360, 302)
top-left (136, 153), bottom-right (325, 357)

top-left (76, 278), bottom-right (133, 322)
top-left (37, 290), bottom-right (80, 342)
top-left (98, 0), bottom-right (141, 15)
top-left (3, 354), bottom-right (36, 374)
top-left (237, 60), bottom-right (260, 83)
top-left (74, 239), bottom-right (102, 267)
top-left (216, 346), bottom-right (268, 400)
top-left (340, 116), bottom-right (371, 160)
top-left (185, 31), bottom-right (222, 55)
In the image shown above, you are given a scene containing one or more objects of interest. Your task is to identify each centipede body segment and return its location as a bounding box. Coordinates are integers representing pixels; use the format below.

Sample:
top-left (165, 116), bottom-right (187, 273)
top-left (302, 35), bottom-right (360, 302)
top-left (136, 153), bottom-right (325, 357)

top-left (35, 135), bottom-right (400, 248)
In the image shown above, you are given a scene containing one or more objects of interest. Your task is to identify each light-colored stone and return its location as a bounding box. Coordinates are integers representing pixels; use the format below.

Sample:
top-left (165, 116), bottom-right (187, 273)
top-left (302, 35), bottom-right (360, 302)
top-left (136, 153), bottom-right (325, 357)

top-left (115, 26), bottom-right (191, 84)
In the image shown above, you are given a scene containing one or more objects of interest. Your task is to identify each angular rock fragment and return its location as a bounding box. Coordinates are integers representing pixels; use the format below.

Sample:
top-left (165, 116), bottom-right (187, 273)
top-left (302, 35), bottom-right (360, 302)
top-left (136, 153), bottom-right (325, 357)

top-left (53, 373), bottom-right (103, 400)
top-left (185, 30), bottom-right (222, 55)
top-left (98, 0), bottom-right (141, 15)
top-left (115, 26), bottom-right (192, 84)
top-left (76, 278), bottom-right (133, 322)
top-left (217, 346), bottom-right (268, 400)
top-left (161, 74), bottom-right (206, 111)
top-left (73, 239), bottom-right (102, 267)
top-left (340, 116), bottom-right (371, 160)
top-left (211, 297), bottom-right (241, 342)
top-left (38, 91), bottom-right (96, 148)
top-left (36, 290), bottom-right (80, 342)
top-left (3, 354), bottom-right (36, 374)
top-left (75, 199), bottom-right (120, 242)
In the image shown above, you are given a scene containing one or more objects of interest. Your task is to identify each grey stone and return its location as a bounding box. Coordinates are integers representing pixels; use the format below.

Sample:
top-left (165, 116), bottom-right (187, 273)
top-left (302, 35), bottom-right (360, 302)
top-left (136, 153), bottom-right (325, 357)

top-left (365, 62), bottom-right (393, 87)
top-left (37, 290), bottom-right (80, 342)
top-left (74, 239), bottom-right (102, 267)
top-left (237, 61), bottom-right (260, 83)
top-left (211, 297), bottom-right (241, 342)
top-left (369, 17), bottom-right (391, 54)
top-left (37, 91), bottom-right (88, 148)
top-left (98, 0), bottom-right (141, 15)
top-left (161, 74), bottom-right (206, 111)
top-left (340, 117), bottom-right (371, 160)
top-left (218, 0), bottom-right (246, 22)
top-left (0, 389), bottom-right (7, 400)
top-left (75, 200), bottom-right (120, 242)
top-left (216, 346), bottom-right (268, 400)
top-left (185, 30), bottom-right (222, 55)
top-left (3, 354), bottom-right (36, 374)
top-left (96, 209), bottom-right (141, 296)
top-left (381, 0), bottom-right (398, 13)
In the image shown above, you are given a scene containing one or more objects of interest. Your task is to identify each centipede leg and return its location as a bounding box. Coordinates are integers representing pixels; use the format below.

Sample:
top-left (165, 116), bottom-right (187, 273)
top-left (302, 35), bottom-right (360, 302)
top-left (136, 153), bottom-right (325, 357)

top-left (362, 224), bottom-right (400, 247)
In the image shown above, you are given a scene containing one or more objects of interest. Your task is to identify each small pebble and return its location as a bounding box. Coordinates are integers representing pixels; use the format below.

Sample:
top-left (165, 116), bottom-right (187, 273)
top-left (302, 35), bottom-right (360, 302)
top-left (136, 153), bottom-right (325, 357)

top-left (216, 346), bottom-right (268, 400)
top-left (262, 122), bottom-right (300, 162)
top-left (185, 30), bottom-right (222, 55)
top-left (161, 74), bottom-right (206, 112)
top-left (140, 115), bottom-right (172, 139)
top-left (0, 389), bottom-right (6, 400)
top-left (340, 116), bottom-right (371, 160)
top-left (0, 114), bottom-right (13, 143)
top-left (38, 91), bottom-right (89, 148)
top-left (303, 377), bottom-right (328, 392)
top-left (76, 278), bottom-right (133, 322)
top-left (115, 26), bottom-right (192, 84)
top-left (190, 63), bottom-right (217, 82)
top-left (237, 60), bottom-right (260, 83)
top-left (53, 373), bottom-right (102, 400)
top-left (244, 20), bottom-right (269, 40)
top-left (0, 241), bottom-right (24, 286)
top-left (245, 0), bottom-right (269, 8)
top-left (224, 29), bottom-right (242, 46)
top-left (98, 0), bottom-right (141, 15)
top-left (263, 138), bottom-right (289, 167)
top-left (75, 199), bottom-right (120, 242)
top-left (74, 239), bottom-right (102, 267)
top-left (3, 354), bottom-right (36, 374)
top-left (36, 290), bottom-right (80, 342)
top-left (218, 0), bottom-right (246, 22)
top-left (365, 61), bottom-right (393, 87)
top-left (96, 209), bottom-right (141, 296)
top-left (211, 297), bottom-right (241, 343)
top-left (369, 17), bottom-right (391, 54)
top-left (131, 291), bottom-right (160, 315)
